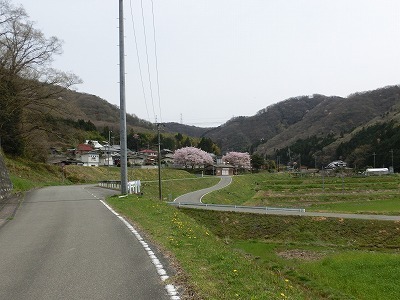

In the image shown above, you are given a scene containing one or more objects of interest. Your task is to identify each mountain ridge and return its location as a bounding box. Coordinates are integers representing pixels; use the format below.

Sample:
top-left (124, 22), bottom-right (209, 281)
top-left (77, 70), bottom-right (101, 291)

top-left (25, 83), bottom-right (400, 168)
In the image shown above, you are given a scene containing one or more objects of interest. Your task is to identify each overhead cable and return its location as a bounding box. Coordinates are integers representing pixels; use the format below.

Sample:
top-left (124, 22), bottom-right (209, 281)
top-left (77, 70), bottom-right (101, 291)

top-left (150, 0), bottom-right (163, 123)
top-left (140, 0), bottom-right (157, 122)
top-left (129, 0), bottom-right (151, 123)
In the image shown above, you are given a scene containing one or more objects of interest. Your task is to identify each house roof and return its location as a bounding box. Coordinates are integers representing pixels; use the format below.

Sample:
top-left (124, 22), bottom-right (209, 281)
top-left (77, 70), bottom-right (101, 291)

top-left (140, 149), bottom-right (157, 154)
top-left (77, 144), bottom-right (93, 152)
top-left (85, 140), bottom-right (103, 149)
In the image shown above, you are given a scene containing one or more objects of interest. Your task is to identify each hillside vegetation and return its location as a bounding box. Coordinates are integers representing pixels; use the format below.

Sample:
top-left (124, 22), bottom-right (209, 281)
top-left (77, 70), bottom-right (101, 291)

top-left (202, 86), bottom-right (400, 157)
top-left (4, 156), bottom-right (202, 193)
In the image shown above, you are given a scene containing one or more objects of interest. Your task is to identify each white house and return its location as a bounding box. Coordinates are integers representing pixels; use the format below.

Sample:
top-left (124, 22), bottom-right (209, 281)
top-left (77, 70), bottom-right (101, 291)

top-left (78, 151), bottom-right (100, 167)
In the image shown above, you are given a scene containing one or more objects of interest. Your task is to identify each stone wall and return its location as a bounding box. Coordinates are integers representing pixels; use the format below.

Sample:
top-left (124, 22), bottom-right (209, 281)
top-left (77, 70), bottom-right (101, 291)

top-left (0, 152), bottom-right (12, 201)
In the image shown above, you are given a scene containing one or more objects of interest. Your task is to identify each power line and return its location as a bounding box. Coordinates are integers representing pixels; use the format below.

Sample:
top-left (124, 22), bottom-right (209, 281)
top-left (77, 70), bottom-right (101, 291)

top-left (140, 0), bottom-right (157, 122)
top-left (129, 0), bottom-right (151, 123)
top-left (150, 0), bottom-right (162, 123)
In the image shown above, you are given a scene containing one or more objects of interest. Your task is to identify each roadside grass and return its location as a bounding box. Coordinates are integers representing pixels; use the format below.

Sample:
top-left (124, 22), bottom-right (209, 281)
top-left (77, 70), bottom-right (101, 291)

top-left (201, 172), bottom-right (400, 214)
top-left (6, 157), bottom-right (65, 191)
top-left (5, 155), bottom-right (201, 193)
top-left (64, 165), bottom-right (198, 185)
top-left (107, 192), bottom-right (308, 299)
top-left (182, 209), bottom-right (400, 299)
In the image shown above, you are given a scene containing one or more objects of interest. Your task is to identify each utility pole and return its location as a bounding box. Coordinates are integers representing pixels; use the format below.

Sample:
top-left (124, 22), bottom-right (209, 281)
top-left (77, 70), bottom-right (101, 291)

top-left (119, 0), bottom-right (128, 194)
top-left (108, 130), bottom-right (112, 167)
top-left (373, 152), bottom-right (376, 168)
top-left (156, 123), bottom-right (163, 200)
top-left (390, 149), bottom-right (394, 172)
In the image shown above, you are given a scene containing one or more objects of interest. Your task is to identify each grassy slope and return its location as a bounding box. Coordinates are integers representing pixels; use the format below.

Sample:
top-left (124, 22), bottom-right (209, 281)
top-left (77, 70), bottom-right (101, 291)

top-left (182, 209), bottom-right (400, 300)
top-left (6, 157), bottom-right (66, 191)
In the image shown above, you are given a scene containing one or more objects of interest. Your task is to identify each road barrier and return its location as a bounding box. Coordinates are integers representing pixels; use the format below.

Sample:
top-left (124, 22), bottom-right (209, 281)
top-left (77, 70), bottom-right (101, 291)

top-left (167, 202), bottom-right (305, 213)
top-left (98, 180), bottom-right (122, 190)
top-left (98, 180), bottom-right (141, 194)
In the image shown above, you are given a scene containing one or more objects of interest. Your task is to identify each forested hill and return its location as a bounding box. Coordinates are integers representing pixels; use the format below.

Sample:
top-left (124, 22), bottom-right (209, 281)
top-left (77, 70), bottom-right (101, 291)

top-left (200, 85), bottom-right (400, 155)
top-left (57, 89), bottom-right (154, 132)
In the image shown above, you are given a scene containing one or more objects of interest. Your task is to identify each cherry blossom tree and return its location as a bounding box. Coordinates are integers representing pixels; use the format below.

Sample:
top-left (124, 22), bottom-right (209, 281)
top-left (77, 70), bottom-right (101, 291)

top-left (222, 152), bottom-right (251, 169)
top-left (173, 147), bottom-right (213, 169)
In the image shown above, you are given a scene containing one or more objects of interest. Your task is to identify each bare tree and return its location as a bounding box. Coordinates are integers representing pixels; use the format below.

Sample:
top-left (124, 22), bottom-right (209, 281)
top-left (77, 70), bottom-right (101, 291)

top-left (0, 0), bottom-right (81, 156)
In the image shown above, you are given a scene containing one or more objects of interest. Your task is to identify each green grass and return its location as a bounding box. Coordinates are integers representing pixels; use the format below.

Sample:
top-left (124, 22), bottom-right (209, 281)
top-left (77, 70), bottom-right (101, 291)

top-left (310, 198), bottom-right (400, 214)
top-left (299, 251), bottom-right (400, 300)
top-left (182, 209), bottom-right (400, 299)
top-left (232, 240), bottom-right (400, 299)
top-left (5, 156), bottom-right (203, 193)
top-left (202, 172), bottom-right (400, 214)
top-left (107, 193), bottom-right (308, 299)
top-left (6, 157), bottom-right (66, 191)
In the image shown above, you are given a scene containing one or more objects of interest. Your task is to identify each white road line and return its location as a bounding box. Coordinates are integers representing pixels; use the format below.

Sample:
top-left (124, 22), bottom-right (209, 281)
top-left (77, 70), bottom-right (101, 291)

top-left (99, 200), bottom-right (180, 300)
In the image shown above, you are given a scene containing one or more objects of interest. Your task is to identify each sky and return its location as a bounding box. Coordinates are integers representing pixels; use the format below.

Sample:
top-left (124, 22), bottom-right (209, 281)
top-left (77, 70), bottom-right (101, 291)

top-left (14, 0), bottom-right (400, 127)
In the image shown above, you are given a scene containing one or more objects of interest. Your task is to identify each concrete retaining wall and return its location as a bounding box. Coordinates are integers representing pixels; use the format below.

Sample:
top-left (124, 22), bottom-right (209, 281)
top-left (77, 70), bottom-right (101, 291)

top-left (0, 152), bottom-right (12, 201)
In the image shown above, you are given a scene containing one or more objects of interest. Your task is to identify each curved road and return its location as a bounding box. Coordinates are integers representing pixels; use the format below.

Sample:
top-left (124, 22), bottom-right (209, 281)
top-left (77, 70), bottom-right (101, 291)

top-left (0, 185), bottom-right (174, 300)
top-left (174, 176), bottom-right (232, 203)
top-left (172, 176), bottom-right (400, 221)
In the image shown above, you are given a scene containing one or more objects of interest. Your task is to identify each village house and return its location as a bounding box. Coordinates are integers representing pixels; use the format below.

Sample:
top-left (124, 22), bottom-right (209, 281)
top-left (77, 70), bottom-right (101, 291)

top-left (206, 163), bottom-right (235, 176)
top-left (139, 149), bottom-right (158, 165)
top-left (99, 144), bottom-right (120, 166)
top-left (77, 151), bottom-right (100, 167)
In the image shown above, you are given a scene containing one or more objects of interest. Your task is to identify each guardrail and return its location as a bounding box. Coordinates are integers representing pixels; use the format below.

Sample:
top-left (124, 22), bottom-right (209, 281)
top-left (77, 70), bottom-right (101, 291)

top-left (98, 180), bottom-right (122, 190)
top-left (98, 180), bottom-right (141, 194)
top-left (167, 202), bottom-right (305, 213)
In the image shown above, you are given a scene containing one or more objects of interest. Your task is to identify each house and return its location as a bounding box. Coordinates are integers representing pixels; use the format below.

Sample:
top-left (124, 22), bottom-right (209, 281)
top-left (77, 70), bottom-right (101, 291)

top-left (206, 164), bottom-right (235, 176)
top-left (128, 153), bottom-right (146, 166)
top-left (325, 160), bottom-right (347, 169)
top-left (161, 149), bottom-right (174, 166)
top-left (78, 151), bottom-right (100, 167)
top-left (139, 149), bottom-right (158, 165)
top-left (99, 144), bottom-right (120, 166)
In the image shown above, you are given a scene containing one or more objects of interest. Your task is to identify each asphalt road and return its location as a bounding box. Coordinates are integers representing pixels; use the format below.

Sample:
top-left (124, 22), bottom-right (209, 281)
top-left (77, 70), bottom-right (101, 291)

top-left (174, 176), bottom-right (232, 203)
top-left (0, 185), bottom-right (172, 300)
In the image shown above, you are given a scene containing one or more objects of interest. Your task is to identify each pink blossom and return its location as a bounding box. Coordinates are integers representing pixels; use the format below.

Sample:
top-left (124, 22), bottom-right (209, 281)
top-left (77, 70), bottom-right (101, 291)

top-left (173, 147), bottom-right (213, 168)
top-left (222, 152), bottom-right (251, 169)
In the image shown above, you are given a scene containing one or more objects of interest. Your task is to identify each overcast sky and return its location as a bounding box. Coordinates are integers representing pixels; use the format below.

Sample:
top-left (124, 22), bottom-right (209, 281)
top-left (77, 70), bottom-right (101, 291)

top-left (15, 0), bottom-right (400, 127)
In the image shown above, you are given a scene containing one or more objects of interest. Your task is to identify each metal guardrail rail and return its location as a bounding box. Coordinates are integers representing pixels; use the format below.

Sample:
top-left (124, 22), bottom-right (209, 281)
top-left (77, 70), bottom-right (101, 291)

top-left (167, 202), bottom-right (306, 213)
top-left (98, 180), bottom-right (122, 190)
